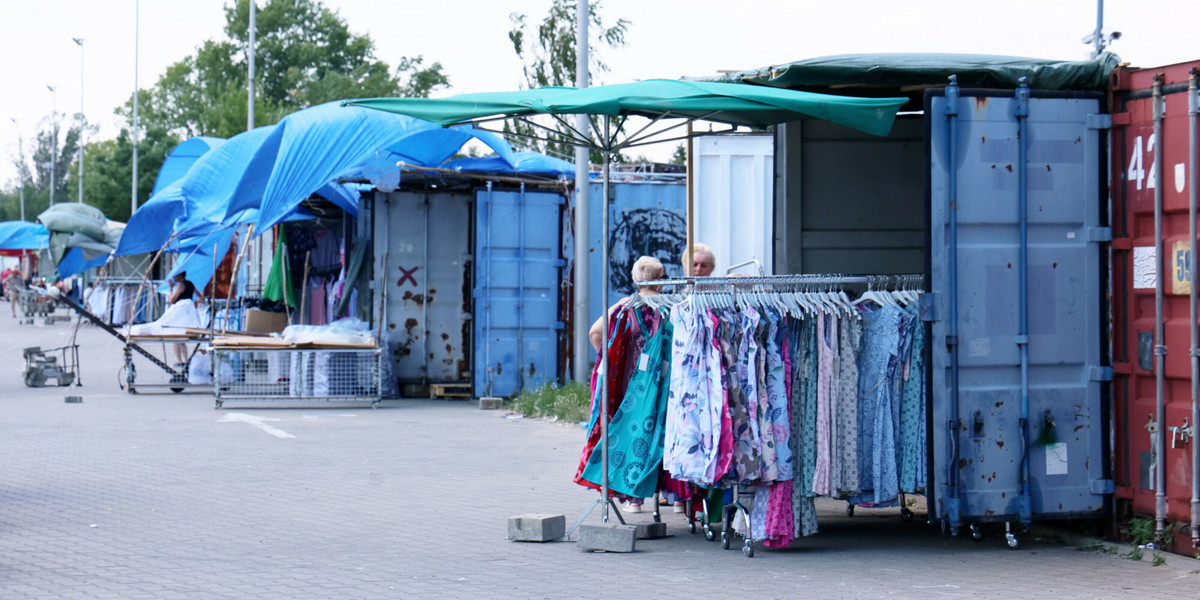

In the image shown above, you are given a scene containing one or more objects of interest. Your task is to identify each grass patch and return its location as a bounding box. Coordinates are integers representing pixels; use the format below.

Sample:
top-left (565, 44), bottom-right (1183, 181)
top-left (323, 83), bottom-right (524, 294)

top-left (1152, 553), bottom-right (1166, 566)
top-left (1124, 546), bottom-right (1143, 561)
top-left (508, 381), bottom-right (591, 424)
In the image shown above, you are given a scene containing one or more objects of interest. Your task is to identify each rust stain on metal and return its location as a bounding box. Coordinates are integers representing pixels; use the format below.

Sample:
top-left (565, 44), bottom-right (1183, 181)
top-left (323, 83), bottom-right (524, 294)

top-left (1045, 164), bottom-right (1052, 172)
top-left (529, 362), bottom-right (537, 376)
top-left (997, 441), bottom-right (1005, 448)
top-left (1074, 424), bottom-right (1085, 433)
top-left (981, 135), bottom-right (987, 143)
top-left (974, 97), bottom-right (989, 110)
top-left (959, 458), bottom-right (968, 469)
top-left (445, 343), bottom-right (453, 353)
top-left (388, 322), bottom-right (396, 330)
top-left (405, 318), bottom-right (418, 330)
top-left (441, 332), bottom-right (450, 341)
top-left (1005, 164), bottom-right (1013, 172)
top-left (495, 362), bottom-right (503, 375)
top-left (995, 401), bottom-right (1003, 407)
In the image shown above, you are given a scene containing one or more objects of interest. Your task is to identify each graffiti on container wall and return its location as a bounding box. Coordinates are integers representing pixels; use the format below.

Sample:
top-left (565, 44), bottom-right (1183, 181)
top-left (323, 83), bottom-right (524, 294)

top-left (607, 208), bottom-right (686, 293)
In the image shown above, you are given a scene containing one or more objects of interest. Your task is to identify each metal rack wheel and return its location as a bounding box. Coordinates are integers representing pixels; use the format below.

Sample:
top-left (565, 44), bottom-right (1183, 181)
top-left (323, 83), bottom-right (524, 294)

top-left (703, 524), bottom-right (716, 542)
top-left (846, 504), bottom-right (855, 517)
top-left (720, 530), bottom-right (731, 550)
top-left (970, 523), bottom-right (983, 541)
top-left (742, 541), bottom-right (754, 558)
top-left (900, 507), bottom-right (914, 522)
top-left (688, 521), bottom-right (697, 534)
top-left (1005, 532), bottom-right (1020, 549)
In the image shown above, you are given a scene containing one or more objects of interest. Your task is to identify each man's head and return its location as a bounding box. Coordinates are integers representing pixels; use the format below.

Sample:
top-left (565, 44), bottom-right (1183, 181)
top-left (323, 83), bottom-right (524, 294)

top-left (631, 256), bottom-right (665, 294)
top-left (685, 243), bottom-right (715, 277)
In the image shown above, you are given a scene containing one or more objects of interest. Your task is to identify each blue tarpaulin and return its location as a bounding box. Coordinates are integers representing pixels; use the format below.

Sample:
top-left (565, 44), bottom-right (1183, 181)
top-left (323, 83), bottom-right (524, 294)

top-left (118, 100), bottom-right (578, 274)
top-left (0, 221), bottom-right (49, 250)
top-left (444, 152), bottom-right (575, 177)
top-left (240, 101), bottom-right (516, 234)
top-left (115, 126), bottom-right (279, 257)
top-left (151, 137), bottom-right (225, 196)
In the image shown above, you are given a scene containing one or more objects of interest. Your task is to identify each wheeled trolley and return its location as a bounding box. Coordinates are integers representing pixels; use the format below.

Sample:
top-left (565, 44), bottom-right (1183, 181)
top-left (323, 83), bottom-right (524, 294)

top-left (122, 334), bottom-right (214, 394)
top-left (212, 346), bottom-right (382, 408)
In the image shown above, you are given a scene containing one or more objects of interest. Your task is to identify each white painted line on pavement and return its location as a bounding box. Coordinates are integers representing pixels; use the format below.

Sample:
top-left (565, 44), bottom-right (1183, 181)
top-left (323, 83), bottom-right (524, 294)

top-left (218, 412), bottom-right (296, 438)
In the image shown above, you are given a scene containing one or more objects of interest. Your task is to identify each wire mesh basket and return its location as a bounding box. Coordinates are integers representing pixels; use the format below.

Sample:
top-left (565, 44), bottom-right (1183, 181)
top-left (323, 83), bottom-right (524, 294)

top-left (213, 347), bottom-right (382, 407)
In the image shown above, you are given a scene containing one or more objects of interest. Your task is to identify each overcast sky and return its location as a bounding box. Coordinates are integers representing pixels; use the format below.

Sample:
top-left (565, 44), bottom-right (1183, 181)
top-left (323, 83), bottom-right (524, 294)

top-left (1, 0), bottom-right (1196, 187)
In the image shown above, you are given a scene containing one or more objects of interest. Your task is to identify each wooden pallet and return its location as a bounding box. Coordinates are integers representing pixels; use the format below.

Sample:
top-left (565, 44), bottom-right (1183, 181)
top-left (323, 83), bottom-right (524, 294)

top-left (429, 383), bottom-right (472, 399)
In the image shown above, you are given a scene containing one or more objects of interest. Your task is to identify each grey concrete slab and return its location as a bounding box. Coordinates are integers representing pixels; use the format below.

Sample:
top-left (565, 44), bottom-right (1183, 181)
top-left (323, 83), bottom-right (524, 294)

top-left (1, 312), bottom-right (1199, 599)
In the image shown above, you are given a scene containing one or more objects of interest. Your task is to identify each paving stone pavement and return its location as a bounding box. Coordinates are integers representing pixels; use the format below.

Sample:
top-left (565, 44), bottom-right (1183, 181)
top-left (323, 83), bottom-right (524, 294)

top-left (2, 313), bottom-right (1199, 599)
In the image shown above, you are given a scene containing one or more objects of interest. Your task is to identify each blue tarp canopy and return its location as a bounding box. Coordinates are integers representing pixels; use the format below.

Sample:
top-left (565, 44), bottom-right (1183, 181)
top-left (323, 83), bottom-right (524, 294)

top-left (236, 101), bottom-right (518, 235)
top-left (117, 100), bottom-right (578, 288)
top-left (152, 136), bottom-right (225, 196)
top-left (0, 221), bottom-right (49, 250)
top-left (443, 152), bottom-right (575, 177)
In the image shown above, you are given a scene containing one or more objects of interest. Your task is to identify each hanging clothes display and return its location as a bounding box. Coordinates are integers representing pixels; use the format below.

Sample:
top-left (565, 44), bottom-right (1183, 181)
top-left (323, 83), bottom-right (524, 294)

top-left (575, 274), bottom-right (927, 552)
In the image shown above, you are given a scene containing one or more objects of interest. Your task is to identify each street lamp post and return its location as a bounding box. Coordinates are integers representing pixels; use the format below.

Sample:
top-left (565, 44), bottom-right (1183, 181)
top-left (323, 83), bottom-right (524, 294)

top-left (46, 85), bottom-right (57, 207)
top-left (9, 118), bottom-right (26, 221)
top-left (132, 0), bottom-right (140, 214)
top-left (73, 37), bottom-right (85, 204)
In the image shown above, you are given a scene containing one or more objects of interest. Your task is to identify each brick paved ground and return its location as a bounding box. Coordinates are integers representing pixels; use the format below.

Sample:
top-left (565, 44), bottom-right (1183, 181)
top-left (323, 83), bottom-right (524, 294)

top-left (2, 311), bottom-right (1198, 599)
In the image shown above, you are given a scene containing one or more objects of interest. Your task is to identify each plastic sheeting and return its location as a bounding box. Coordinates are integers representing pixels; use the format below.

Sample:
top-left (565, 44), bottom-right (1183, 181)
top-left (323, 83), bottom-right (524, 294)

top-left (151, 136), bottom-right (225, 196)
top-left (0, 221), bottom-right (49, 250)
top-left (239, 101), bottom-right (517, 234)
top-left (698, 52), bottom-right (1121, 92)
top-left (443, 152), bottom-right (575, 177)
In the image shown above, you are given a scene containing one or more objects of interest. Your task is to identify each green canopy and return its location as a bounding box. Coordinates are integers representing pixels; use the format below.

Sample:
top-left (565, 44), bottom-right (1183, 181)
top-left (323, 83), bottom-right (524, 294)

top-left (691, 53), bottom-right (1122, 111)
top-left (345, 79), bottom-right (907, 139)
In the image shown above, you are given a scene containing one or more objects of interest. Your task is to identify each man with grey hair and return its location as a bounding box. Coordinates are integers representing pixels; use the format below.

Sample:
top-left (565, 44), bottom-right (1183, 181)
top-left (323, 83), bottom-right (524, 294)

top-left (588, 255), bottom-right (664, 353)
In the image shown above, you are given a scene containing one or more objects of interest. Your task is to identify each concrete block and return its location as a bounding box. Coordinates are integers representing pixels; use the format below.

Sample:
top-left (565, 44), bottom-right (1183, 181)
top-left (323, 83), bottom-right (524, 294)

top-left (577, 524), bottom-right (637, 552)
top-left (479, 397), bottom-right (503, 410)
top-left (633, 521), bottom-right (667, 539)
top-left (508, 514), bottom-right (565, 542)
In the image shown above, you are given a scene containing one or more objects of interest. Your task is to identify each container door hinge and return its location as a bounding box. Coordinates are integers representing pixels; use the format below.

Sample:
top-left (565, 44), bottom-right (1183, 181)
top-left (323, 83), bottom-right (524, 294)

top-left (1089, 366), bottom-right (1114, 382)
top-left (1090, 479), bottom-right (1115, 495)
top-left (919, 292), bottom-right (937, 322)
top-left (1087, 114), bottom-right (1113, 130)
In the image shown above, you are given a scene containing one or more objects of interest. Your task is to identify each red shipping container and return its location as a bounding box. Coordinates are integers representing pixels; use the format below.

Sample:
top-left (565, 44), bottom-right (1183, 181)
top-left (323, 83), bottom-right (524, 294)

top-left (1110, 60), bottom-right (1200, 555)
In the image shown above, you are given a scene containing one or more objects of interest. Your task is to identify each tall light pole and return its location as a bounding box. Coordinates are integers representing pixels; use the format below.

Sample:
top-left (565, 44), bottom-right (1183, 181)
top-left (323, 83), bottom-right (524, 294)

top-left (132, 0), bottom-right (140, 214)
top-left (46, 85), bottom-right (57, 207)
top-left (248, 0), bottom-right (256, 131)
top-left (9, 118), bottom-right (26, 221)
top-left (73, 37), bottom-right (85, 204)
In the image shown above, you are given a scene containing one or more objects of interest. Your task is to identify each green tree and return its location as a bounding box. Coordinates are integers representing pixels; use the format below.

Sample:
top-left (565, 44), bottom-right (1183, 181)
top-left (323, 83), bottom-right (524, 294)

top-left (77, 0), bottom-right (449, 222)
top-left (128, 0), bottom-right (449, 140)
top-left (507, 0), bottom-right (629, 160)
top-left (0, 114), bottom-right (79, 221)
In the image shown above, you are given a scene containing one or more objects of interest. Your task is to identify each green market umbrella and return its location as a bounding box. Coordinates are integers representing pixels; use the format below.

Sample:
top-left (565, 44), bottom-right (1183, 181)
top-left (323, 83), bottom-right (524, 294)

top-left (346, 79), bottom-right (906, 525)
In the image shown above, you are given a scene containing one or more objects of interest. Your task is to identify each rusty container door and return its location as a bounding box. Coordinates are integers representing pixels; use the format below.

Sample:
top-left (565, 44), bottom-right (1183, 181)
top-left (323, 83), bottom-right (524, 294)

top-left (1110, 61), bottom-right (1200, 552)
top-left (929, 83), bottom-right (1109, 536)
top-left (375, 190), bottom-right (473, 390)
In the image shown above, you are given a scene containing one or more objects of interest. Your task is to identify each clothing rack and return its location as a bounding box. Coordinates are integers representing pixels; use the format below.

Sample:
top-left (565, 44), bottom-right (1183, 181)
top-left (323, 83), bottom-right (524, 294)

top-left (578, 271), bottom-right (927, 557)
top-left (637, 273), bottom-right (926, 288)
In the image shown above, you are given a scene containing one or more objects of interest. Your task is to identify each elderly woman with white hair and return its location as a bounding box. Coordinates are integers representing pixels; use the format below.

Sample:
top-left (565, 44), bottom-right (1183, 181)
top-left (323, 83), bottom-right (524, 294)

top-left (588, 255), bottom-right (665, 353)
